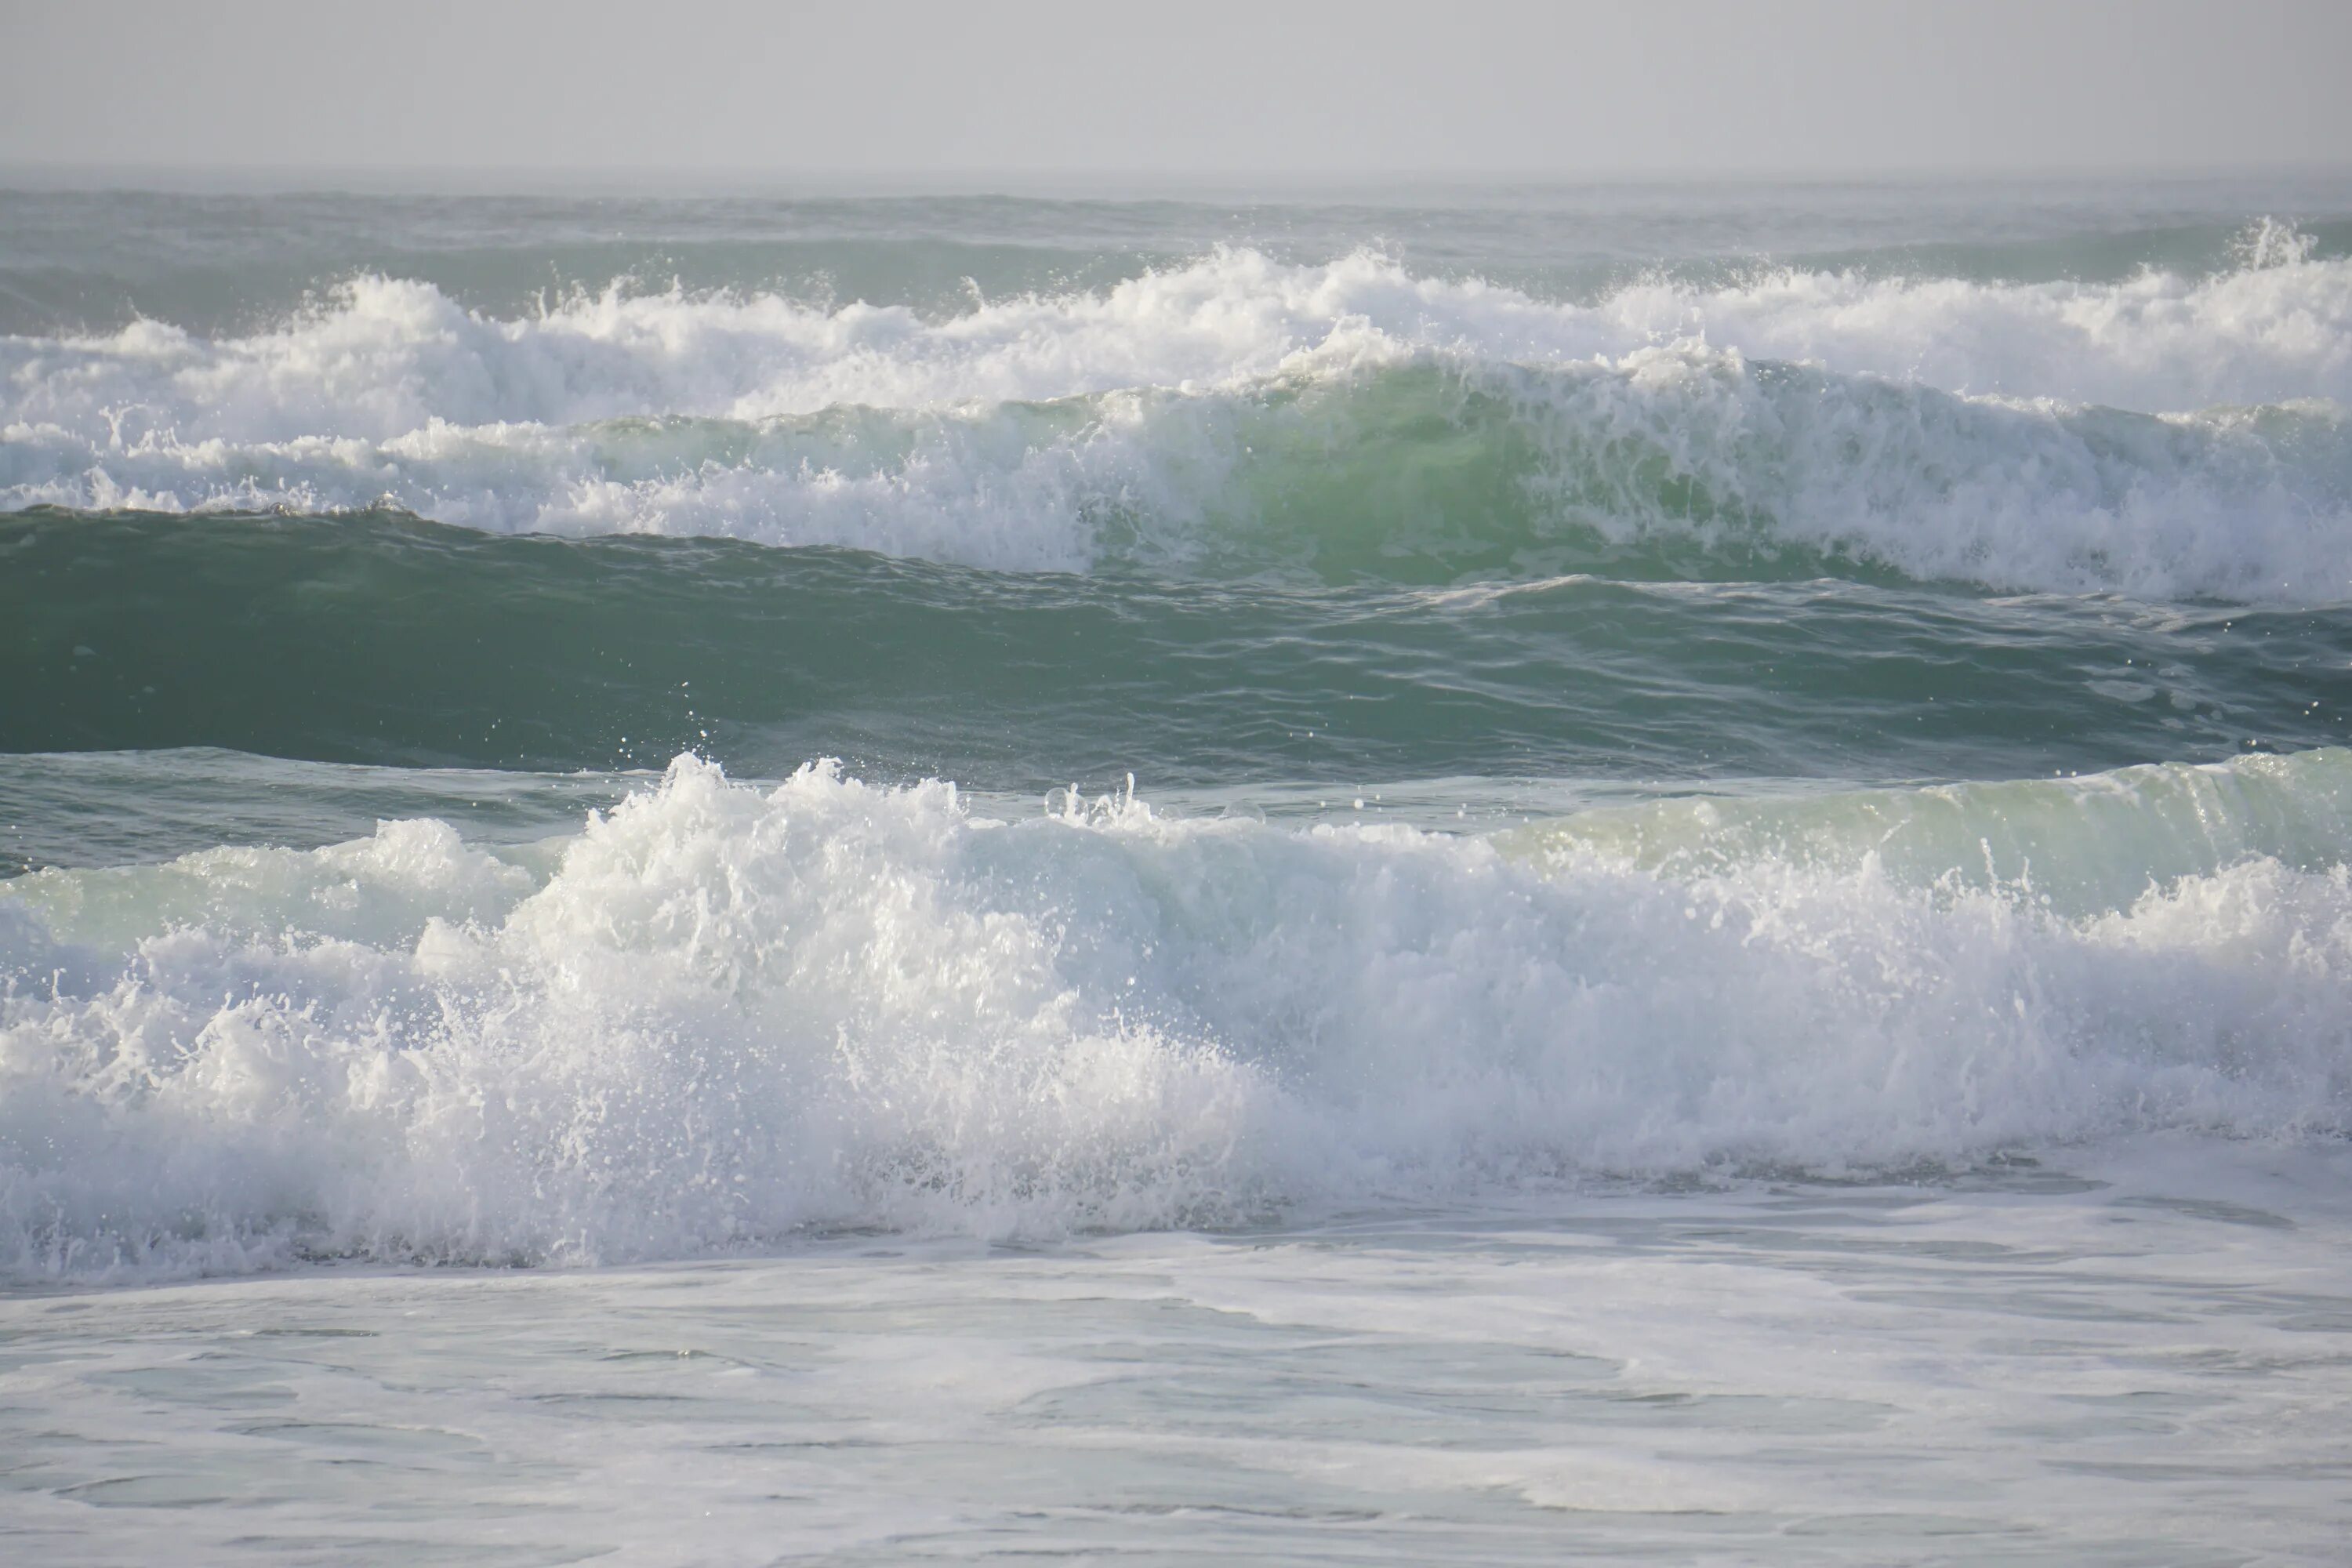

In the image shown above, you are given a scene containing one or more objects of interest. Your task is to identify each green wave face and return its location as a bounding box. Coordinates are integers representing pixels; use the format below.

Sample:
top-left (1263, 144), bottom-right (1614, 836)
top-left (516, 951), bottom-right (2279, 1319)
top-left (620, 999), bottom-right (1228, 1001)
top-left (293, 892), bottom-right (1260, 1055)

top-left (1081, 359), bottom-right (2352, 593)
top-left (5, 510), bottom-right (2347, 791)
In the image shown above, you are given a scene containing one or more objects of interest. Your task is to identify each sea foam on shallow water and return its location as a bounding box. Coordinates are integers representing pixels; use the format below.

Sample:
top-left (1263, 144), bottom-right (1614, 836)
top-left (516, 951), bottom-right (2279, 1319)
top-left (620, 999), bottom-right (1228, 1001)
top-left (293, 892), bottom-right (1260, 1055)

top-left (5, 245), bottom-right (2352, 599)
top-left (4, 751), bottom-right (2349, 1282)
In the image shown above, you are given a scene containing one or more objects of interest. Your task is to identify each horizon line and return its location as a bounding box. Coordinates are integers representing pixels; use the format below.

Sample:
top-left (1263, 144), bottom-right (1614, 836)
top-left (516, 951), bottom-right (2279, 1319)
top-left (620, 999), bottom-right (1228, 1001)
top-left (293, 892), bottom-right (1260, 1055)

top-left (7, 159), bottom-right (2352, 198)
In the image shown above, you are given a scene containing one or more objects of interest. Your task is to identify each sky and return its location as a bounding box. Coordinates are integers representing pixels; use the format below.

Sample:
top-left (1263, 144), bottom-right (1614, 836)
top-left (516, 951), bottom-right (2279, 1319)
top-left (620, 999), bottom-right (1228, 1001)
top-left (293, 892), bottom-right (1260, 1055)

top-left (2, 0), bottom-right (2347, 180)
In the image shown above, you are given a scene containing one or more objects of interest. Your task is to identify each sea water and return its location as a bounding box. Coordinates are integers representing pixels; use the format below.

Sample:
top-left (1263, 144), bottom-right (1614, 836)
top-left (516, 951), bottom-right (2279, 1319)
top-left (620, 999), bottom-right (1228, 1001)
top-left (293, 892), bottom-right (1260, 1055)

top-left (4, 176), bottom-right (2351, 1563)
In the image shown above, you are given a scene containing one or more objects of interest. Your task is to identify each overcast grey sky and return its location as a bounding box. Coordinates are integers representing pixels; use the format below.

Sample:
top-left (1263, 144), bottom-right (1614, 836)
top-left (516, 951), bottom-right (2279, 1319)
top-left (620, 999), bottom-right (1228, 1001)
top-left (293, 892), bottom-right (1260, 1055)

top-left (2, 0), bottom-right (2347, 179)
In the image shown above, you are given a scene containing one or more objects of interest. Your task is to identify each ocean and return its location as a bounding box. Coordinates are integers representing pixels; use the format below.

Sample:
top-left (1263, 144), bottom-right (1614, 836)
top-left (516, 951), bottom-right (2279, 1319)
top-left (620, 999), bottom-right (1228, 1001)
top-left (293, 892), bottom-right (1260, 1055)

top-left (4, 176), bottom-right (2351, 1563)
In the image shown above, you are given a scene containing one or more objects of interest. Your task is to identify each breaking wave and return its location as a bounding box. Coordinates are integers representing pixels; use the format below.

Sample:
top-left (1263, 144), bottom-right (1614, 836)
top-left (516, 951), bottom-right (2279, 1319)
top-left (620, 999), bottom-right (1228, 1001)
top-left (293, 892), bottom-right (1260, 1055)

top-left (6, 246), bottom-right (2352, 599)
top-left (5, 750), bottom-right (2350, 1281)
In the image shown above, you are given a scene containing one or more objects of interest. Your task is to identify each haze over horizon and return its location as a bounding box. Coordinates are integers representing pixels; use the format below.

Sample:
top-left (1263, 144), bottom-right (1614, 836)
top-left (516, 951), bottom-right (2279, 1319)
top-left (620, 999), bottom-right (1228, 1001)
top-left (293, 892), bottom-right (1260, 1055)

top-left (3, 0), bottom-right (2348, 183)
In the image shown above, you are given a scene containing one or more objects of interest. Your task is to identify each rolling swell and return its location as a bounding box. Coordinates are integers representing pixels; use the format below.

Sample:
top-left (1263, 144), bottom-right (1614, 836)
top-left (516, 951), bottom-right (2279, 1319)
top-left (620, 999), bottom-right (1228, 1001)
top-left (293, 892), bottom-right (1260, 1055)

top-left (5, 508), bottom-right (2347, 784)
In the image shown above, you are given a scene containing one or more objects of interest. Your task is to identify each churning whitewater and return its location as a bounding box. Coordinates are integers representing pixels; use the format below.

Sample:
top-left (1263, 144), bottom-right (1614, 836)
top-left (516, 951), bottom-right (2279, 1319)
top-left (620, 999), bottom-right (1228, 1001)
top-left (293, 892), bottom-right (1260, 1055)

top-left (5, 183), bottom-right (2352, 1290)
top-left (5, 750), bottom-right (2351, 1281)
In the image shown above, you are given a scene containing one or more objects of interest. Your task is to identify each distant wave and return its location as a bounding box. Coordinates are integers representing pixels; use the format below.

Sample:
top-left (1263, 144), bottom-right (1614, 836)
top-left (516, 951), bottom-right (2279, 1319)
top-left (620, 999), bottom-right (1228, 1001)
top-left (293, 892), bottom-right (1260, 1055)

top-left (5, 749), bottom-right (2350, 1280)
top-left (5, 245), bottom-right (2351, 601)
top-left (9, 240), bottom-right (2350, 427)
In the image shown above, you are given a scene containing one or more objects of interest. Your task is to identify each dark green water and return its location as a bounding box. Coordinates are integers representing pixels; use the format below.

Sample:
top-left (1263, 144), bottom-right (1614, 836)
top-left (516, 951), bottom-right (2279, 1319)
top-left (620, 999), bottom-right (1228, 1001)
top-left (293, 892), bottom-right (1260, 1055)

top-left (2, 506), bottom-right (2346, 804)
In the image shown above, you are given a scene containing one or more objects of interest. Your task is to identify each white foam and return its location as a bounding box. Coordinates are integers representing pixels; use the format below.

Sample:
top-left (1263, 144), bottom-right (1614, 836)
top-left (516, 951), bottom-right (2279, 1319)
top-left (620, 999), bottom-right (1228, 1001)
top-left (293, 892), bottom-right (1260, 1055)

top-left (5, 249), bottom-right (2350, 597)
top-left (5, 755), bottom-right (2349, 1280)
top-left (8, 247), bottom-right (2348, 439)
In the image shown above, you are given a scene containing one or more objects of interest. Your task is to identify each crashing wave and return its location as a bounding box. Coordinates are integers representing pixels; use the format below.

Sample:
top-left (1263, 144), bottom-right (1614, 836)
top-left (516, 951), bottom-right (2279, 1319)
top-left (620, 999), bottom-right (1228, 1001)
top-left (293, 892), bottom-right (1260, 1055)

top-left (5, 750), bottom-right (2350, 1280)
